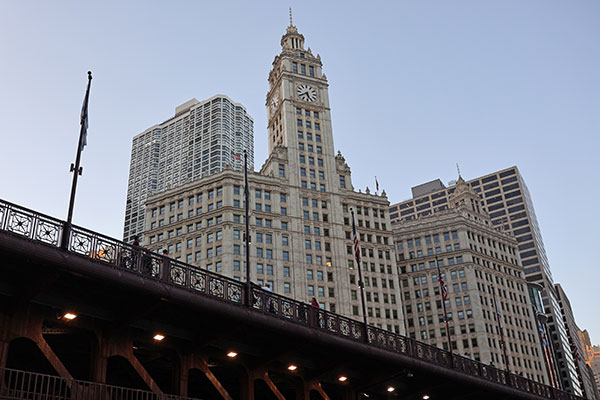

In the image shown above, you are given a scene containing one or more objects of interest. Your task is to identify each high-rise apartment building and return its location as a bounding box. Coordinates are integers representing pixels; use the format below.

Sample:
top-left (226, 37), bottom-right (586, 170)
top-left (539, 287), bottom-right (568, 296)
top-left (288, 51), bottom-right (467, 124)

top-left (389, 166), bottom-right (582, 395)
top-left (141, 21), bottom-right (404, 332)
top-left (123, 95), bottom-right (253, 242)
top-left (555, 285), bottom-right (599, 399)
top-left (393, 177), bottom-right (549, 383)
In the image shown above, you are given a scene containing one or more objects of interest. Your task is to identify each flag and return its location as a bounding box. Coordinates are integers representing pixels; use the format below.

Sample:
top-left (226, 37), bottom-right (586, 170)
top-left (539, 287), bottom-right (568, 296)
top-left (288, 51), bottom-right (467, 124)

top-left (537, 321), bottom-right (547, 346)
top-left (494, 297), bottom-right (504, 329)
top-left (80, 102), bottom-right (88, 150)
top-left (375, 176), bottom-right (379, 191)
top-left (231, 151), bottom-right (241, 161)
top-left (351, 211), bottom-right (361, 268)
top-left (80, 71), bottom-right (92, 151)
top-left (439, 270), bottom-right (448, 300)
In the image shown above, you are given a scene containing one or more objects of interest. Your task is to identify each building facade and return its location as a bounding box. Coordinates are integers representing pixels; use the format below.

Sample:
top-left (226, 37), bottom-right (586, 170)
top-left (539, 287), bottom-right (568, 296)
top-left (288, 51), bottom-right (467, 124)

top-left (389, 166), bottom-right (582, 395)
top-left (123, 95), bottom-right (254, 242)
top-left (579, 330), bottom-right (600, 397)
top-left (141, 21), bottom-right (404, 332)
top-left (393, 177), bottom-right (549, 384)
top-left (555, 285), bottom-right (599, 399)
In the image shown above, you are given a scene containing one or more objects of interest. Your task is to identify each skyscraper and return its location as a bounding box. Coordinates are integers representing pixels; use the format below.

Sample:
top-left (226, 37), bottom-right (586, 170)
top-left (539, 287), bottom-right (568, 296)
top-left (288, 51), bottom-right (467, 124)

top-left (123, 95), bottom-right (253, 242)
top-left (393, 176), bottom-right (549, 384)
top-left (389, 166), bottom-right (582, 395)
top-left (141, 19), bottom-right (403, 331)
top-left (555, 284), bottom-right (599, 399)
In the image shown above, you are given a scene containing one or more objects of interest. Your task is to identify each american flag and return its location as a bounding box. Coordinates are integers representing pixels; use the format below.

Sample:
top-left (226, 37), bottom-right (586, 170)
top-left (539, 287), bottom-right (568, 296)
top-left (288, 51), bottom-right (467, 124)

top-left (231, 152), bottom-right (241, 161)
top-left (351, 210), bottom-right (361, 267)
top-left (439, 270), bottom-right (448, 300)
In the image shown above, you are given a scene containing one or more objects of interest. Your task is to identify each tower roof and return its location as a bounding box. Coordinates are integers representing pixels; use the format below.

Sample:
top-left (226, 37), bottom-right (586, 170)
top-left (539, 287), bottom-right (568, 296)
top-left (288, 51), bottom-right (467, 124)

top-left (281, 8), bottom-right (305, 50)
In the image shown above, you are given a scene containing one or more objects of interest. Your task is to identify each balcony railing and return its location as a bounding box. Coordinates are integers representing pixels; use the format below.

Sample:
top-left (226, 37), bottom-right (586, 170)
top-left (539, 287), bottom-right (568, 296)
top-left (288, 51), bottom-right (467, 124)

top-left (0, 367), bottom-right (195, 400)
top-left (0, 199), bottom-right (583, 400)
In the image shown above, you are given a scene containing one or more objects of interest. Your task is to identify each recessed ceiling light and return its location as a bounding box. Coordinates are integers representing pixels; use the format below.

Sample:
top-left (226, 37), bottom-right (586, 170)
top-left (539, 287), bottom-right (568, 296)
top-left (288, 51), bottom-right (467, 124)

top-left (227, 351), bottom-right (238, 358)
top-left (153, 333), bottom-right (165, 341)
top-left (63, 312), bottom-right (77, 320)
top-left (387, 386), bottom-right (395, 392)
top-left (288, 364), bottom-right (297, 371)
top-left (422, 395), bottom-right (430, 400)
top-left (338, 376), bottom-right (348, 382)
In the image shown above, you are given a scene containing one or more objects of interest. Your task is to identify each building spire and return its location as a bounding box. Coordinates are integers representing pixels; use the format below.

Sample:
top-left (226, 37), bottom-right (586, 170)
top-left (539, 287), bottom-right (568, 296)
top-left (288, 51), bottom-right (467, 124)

top-left (456, 163), bottom-right (461, 179)
top-left (289, 7), bottom-right (293, 26)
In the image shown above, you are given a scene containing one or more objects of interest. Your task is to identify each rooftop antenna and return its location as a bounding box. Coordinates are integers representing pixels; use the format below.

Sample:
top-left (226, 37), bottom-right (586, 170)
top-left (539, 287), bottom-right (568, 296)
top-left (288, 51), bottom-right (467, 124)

top-left (456, 163), bottom-right (461, 178)
top-left (289, 7), bottom-right (293, 26)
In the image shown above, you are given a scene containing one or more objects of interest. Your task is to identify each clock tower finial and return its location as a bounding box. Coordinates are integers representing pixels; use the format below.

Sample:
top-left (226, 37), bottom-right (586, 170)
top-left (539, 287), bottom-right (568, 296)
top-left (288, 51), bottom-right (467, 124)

top-left (281, 10), bottom-right (304, 50)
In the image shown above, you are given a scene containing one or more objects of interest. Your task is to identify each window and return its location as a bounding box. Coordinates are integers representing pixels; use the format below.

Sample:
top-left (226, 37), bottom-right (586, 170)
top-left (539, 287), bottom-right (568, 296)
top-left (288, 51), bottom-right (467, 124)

top-left (278, 164), bottom-right (285, 177)
top-left (292, 62), bottom-right (298, 73)
top-left (283, 266), bottom-right (290, 277)
top-left (309, 65), bottom-right (314, 76)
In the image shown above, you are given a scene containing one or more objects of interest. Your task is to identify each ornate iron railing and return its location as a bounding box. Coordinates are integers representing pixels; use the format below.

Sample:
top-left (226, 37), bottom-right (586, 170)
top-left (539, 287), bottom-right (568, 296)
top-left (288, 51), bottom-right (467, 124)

top-left (0, 199), bottom-right (584, 400)
top-left (0, 367), bottom-right (196, 400)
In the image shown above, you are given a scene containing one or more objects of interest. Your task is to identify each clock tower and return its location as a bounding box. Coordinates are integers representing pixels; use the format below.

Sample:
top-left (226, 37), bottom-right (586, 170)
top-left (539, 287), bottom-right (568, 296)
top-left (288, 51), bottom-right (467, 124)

top-left (259, 16), bottom-right (403, 332)
top-left (265, 17), bottom-right (340, 189)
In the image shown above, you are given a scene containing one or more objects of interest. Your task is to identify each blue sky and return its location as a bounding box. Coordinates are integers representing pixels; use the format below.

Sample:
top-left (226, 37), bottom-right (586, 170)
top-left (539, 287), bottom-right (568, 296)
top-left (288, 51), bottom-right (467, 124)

top-left (1, 1), bottom-right (599, 343)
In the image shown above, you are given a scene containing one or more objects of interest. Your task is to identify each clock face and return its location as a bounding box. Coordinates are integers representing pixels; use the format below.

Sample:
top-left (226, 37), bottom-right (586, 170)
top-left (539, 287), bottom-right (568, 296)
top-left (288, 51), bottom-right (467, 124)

top-left (270, 92), bottom-right (280, 113)
top-left (297, 84), bottom-right (317, 102)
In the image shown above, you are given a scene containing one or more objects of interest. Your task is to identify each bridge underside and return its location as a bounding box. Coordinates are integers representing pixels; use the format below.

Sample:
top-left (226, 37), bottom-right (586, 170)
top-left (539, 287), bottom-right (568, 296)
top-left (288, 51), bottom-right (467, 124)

top-left (0, 231), bottom-right (553, 399)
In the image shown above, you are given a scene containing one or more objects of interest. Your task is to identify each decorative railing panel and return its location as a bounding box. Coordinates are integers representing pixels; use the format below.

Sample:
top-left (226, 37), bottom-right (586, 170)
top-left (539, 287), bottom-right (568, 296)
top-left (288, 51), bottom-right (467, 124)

top-left (0, 198), bottom-right (585, 400)
top-left (0, 367), bottom-right (196, 400)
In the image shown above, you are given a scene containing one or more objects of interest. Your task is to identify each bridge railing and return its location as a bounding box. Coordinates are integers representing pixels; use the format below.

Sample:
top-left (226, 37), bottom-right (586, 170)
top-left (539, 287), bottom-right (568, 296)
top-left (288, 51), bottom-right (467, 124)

top-left (0, 199), bottom-right (584, 400)
top-left (0, 367), bottom-right (196, 400)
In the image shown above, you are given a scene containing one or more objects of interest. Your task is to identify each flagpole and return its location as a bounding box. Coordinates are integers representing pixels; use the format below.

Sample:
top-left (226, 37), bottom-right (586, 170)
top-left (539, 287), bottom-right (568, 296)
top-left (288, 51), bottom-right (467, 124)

top-left (351, 208), bottom-right (369, 338)
top-left (435, 256), bottom-right (453, 358)
top-left (61, 71), bottom-right (92, 249)
top-left (244, 150), bottom-right (252, 306)
top-left (491, 284), bottom-right (510, 373)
